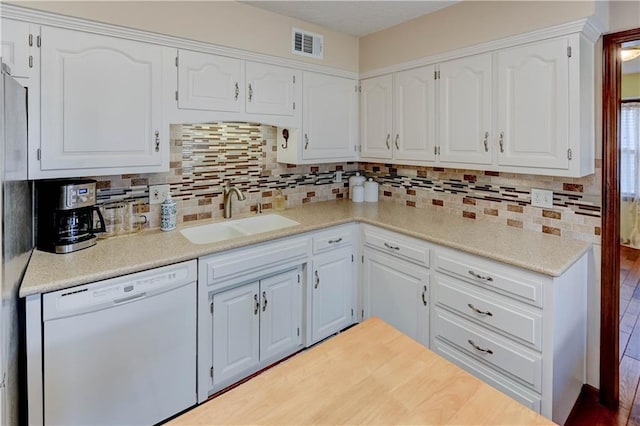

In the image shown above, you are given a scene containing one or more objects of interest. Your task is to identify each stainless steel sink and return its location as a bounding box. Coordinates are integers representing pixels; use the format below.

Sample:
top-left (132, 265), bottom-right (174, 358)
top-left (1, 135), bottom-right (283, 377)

top-left (180, 214), bottom-right (300, 244)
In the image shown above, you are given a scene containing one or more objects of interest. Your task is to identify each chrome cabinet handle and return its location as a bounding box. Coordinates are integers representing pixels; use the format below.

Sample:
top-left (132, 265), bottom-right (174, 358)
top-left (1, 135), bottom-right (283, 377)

top-left (384, 242), bottom-right (400, 250)
top-left (254, 294), bottom-right (259, 315)
top-left (304, 134), bottom-right (309, 149)
top-left (385, 134), bottom-right (391, 149)
top-left (421, 285), bottom-right (427, 306)
top-left (262, 291), bottom-right (267, 312)
top-left (248, 83), bottom-right (253, 102)
top-left (498, 131), bottom-right (504, 153)
top-left (467, 303), bottom-right (493, 317)
top-left (395, 134), bottom-right (400, 150)
top-left (483, 131), bottom-right (489, 152)
top-left (314, 271), bottom-right (320, 289)
top-left (234, 82), bottom-right (239, 100)
top-left (468, 339), bottom-right (493, 355)
top-left (468, 270), bottom-right (493, 282)
top-left (154, 130), bottom-right (160, 152)
top-left (328, 238), bottom-right (342, 244)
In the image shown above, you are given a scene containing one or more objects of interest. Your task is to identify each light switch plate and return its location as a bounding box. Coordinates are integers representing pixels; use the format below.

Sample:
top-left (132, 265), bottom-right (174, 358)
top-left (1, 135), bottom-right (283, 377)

top-left (531, 188), bottom-right (554, 208)
top-left (149, 184), bottom-right (170, 205)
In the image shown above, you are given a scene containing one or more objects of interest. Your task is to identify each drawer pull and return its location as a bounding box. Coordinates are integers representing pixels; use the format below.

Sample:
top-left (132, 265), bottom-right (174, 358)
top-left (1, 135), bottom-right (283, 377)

top-left (468, 270), bottom-right (493, 282)
top-left (384, 242), bottom-right (400, 250)
top-left (328, 238), bottom-right (343, 244)
top-left (262, 291), bottom-right (268, 312)
top-left (421, 285), bottom-right (427, 306)
top-left (468, 339), bottom-right (493, 355)
top-left (467, 303), bottom-right (493, 317)
top-left (314, 271), bottom-right (320, 289)
top-left (254, 294), bottom-right (259, 315)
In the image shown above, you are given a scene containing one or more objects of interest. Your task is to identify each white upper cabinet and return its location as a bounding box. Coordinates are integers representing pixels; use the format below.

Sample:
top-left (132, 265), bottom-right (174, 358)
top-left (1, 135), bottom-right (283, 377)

top-left (437, 54), bottom-right (492, 166)
top-left (394, 67), bottom-right (437, 163)
top-left (360, 74), bottom-right (394, 160)
top-left (496, 38), bottom-right (570, 170)
top-left (1, 19), bottom-right (34, 78)
top-left (39, 26), bottom-right (171, 177)
top-left (278, 71), bottom-right (357, 164)
top-left (177, 50), bottom-right (243, 112)
top-left (245, 61), bottom-right (299, 116)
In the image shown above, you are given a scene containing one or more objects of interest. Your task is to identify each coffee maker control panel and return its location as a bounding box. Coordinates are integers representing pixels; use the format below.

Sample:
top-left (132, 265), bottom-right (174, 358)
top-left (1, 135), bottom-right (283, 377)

top-left (61, 182), bottom-right (96, 210)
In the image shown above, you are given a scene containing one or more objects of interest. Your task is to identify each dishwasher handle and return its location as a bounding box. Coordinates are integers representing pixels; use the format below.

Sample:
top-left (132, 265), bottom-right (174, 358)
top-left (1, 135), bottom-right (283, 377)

top-left (114, 292), bottom-right (147, 305)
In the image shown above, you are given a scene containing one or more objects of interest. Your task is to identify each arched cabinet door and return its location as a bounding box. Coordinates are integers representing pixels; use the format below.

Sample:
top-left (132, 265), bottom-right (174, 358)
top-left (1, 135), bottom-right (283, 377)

top-left (40, 26), bottom-right (169, 176)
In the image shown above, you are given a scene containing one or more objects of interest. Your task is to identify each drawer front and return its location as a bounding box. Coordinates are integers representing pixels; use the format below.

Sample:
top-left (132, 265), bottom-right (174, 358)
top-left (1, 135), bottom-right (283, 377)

top-left (435, 249), bottom-right (544, 307)
top-left (312, 226), bottom-right (353, 254)
top-left (363, 226), bottom-right (430, 267)
top-left (433, 338), bottom-right (542, 413)
top-left (433, 308), bottom-right (542, 392)
top-left (433, 276), bottom-right (542, 350)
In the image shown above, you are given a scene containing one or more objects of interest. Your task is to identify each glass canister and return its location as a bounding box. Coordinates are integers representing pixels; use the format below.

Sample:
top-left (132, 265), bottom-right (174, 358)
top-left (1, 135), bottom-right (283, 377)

top-left (161, 192), bottom-right (177, 231)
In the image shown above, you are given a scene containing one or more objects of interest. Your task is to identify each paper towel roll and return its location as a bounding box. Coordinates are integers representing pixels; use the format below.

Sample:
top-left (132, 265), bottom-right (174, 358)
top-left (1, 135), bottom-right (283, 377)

top-left (364, 178), bottom-right (379, 202)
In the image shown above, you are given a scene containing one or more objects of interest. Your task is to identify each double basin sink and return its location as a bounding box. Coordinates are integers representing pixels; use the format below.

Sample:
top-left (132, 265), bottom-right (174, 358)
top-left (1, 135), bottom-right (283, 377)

top-left (180, 214), bottom-right (300, 244)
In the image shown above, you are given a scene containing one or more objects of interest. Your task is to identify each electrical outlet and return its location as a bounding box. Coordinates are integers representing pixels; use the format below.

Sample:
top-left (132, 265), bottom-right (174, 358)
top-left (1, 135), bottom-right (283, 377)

top-left (531, 188), bottom-right (554, 208)
top-left (149, 184), bottom-right (170, 205)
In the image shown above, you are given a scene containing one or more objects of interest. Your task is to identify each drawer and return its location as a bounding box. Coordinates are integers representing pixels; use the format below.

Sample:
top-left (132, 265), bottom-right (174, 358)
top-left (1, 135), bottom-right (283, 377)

top-left (363, 225), bottom-right (430, 267)
top-left (432, 338), bottom-right (542, 414)
top-left (432, 308), bottom-right (542, 392)
top-left (312, 226), bottom-right (353, 254)
top-left (433, 276), bottom-right (542, 350)
top-left (435, 249), bottom-right (544, 307)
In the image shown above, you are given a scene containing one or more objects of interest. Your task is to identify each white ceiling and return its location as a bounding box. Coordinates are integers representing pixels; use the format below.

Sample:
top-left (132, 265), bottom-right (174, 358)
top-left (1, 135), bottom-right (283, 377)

top-left (241, 1), bottom-right (459, 37)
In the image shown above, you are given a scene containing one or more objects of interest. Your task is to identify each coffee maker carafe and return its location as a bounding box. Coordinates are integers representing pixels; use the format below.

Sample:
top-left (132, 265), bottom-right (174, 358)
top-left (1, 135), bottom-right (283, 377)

top-left (37, 179), bottom-right (106, 253)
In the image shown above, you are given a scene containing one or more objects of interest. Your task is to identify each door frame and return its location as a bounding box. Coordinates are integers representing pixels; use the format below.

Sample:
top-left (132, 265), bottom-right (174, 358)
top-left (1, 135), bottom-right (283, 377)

top-left (601, 27), bottom-right (640, 408)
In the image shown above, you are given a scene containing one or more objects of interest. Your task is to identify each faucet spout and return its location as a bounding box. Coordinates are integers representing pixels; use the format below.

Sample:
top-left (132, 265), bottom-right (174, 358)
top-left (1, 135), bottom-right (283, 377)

top-left (223, 185), bottom-right (246, 219)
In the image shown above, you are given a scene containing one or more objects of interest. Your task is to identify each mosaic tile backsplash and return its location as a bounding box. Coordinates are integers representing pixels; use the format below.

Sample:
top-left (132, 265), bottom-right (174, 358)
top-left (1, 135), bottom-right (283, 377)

top-left (88, 122), bottom-right (601, 245)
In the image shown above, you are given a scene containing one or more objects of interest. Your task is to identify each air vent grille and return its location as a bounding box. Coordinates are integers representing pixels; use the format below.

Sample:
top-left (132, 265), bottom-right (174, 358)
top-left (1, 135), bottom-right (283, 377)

top-left (292, 28), bottom-right (323, 59)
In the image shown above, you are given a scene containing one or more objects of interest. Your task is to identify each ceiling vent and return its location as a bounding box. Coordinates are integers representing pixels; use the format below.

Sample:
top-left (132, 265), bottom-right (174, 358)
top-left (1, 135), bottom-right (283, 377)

top-left (292, 28), bottom-right (323, 59)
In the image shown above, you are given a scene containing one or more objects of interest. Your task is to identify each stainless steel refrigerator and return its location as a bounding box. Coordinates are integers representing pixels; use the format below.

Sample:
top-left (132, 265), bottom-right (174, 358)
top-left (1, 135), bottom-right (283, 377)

top-left (0, 62), bottom-right (33, 426)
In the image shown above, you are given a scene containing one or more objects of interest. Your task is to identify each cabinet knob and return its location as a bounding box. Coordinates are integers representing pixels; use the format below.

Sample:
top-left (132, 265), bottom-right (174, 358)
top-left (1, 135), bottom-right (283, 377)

top-left (467, 303), bottom-right (493, 317)
top-left (498, 131), bottom-right (504, 153)
top-left (468, 270), bottom-right (493, 282)
top-left (314, 271), bottom-right (320, 289)
top-left (328, 238), bottom-right (342, 244)
top-left (385, 134), bottom-right (391, 149)
top-left (304, 134), bottom-right (309, 150)
top-left (248, 83), bottom-right (253, 102)
top-left (154, 130), bottom-right (160, 152)
top-left (262, 291), bottom-right (268, 312)
top-left (234, 82), bottom-right (239, 101)
top-left (254, 294), bottom-right (259, 315)
top-left (384, 242), bottom-right (400, 251)
top-left (483, 132), bottom-right (489, 152)
top-left (468, 339), bottom-right (493, 355)
top-left (395, 134), bottom-right (400, 150)
top-left (421, 285), bottom-right (427, 306)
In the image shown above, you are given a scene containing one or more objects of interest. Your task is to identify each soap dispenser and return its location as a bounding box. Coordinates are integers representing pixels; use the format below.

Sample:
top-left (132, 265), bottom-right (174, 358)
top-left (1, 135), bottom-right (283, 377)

top-left (161, 192), bottom-right (177, 231)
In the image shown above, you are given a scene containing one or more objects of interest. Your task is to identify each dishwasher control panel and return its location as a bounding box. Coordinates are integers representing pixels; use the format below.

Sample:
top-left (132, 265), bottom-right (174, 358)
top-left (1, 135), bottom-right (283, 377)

top-left (43, 260), bottom-right (197, 321)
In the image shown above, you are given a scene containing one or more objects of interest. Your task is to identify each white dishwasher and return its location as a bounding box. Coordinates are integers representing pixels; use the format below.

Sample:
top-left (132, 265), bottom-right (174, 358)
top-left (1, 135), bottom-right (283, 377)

top-left (42, 260), bottom-right (197, 426)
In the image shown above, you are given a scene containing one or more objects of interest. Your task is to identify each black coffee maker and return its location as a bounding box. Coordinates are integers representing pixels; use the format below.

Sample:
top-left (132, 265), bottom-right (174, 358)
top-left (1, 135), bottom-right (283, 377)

top-left (36, 179), bottom-right (106, 253)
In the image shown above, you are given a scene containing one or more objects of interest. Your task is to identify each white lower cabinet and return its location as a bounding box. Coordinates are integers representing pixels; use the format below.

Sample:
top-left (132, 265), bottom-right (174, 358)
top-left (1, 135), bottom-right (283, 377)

top-left (362, 247), bottom-right (429, 346)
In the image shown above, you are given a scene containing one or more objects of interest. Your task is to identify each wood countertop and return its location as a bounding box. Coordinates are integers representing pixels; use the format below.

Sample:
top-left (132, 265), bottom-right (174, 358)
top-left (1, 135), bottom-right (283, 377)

top-left (169, 318), bottom-right (554, 425)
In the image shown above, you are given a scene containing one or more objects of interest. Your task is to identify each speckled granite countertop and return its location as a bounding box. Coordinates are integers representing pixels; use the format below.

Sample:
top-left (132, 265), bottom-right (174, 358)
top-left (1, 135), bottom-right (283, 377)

top-left (20, 200), bottom-right (592, 297)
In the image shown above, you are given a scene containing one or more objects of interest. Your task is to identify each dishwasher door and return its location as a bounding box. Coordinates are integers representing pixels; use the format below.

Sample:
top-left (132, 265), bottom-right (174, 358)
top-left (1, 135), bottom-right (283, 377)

top-left (42, 261), bottom-right (197, 426)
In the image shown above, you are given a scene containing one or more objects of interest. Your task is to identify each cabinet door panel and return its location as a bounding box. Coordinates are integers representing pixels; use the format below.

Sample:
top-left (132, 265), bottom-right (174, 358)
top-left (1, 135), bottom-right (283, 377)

top-left (246, 62), bottom-right (297, 116)
top-left (312, 248), bottom-right (354, 343)
top-left (178, 50), bottom-right (243, 112)
top-left (360, 75), bottom-right (393, 160)
top-left (212, 282), bottom-right (260, 386)
top-left (302, 72), bottom-right (357, 161)
top-left (1, 19), bottom-right (32, 78)
top-left (394, 66), bottom-right (436, 163)
top-left (364, 249), bottom-right (429, 346)
top-left (260, 269), bottom-right (301, 361)
top-left (438, 54), bottom-right (492, 165)
top-left (40, 26), bottom-right (164, 172)
top-left (497, 38), bottom-right (569, 169)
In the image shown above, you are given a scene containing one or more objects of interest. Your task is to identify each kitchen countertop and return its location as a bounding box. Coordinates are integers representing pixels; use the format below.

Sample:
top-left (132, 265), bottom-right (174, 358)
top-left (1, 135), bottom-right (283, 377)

top-left (20, 199), bottom-right (591, 297)
top-left (168, 317), bottom-right (554, 425)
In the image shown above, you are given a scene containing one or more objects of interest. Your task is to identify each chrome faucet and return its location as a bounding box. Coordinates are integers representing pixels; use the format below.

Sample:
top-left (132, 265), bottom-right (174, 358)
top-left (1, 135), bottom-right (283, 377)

top-left (223, 185), bottom-right (246, 219)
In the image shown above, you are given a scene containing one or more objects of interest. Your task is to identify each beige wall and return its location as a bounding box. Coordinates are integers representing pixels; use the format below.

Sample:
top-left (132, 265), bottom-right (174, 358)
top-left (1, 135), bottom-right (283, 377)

top-left (359, 1), bottom-right (596, 73)
top-left (609, 0), bottom-right (640, 33)
top-left (14, 1), bottom-right (359, 72)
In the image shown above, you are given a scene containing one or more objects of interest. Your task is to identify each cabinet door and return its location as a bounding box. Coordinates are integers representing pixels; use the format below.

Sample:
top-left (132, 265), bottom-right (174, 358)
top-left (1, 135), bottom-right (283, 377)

top-left (311, 247), bottom-right (354, 343)
top-left (496, 38), bottom-right (570, 170)
top-left (438, 54), bottom-right (492, 165)
top-left (177, 50), bottom-right (243, 112)
top-left (394, 66), bottom-right (436, 163)
top-left (302, 72), bottom-right (357, 161)
top-left (363, 249), bottom-right (429, 346)
top-left (40, 26), bottom-right (166, 174)
top-left (212, 282), bottom-right (260, 387)
top-left (360, 75), bottom-right (393, 160)
top-left (259, 268), bottom-right (302, 362)
top-left (245, 61), bottom-right (298, 116)
top-left (1, 19), bottom-right (35, 78)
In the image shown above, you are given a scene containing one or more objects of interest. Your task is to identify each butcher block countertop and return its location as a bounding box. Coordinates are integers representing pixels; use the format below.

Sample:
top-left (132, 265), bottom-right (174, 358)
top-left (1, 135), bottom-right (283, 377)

top-left (169, 317), bottom-right (554, 426)
top-left (20, 200), bottom-right (590, 296)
